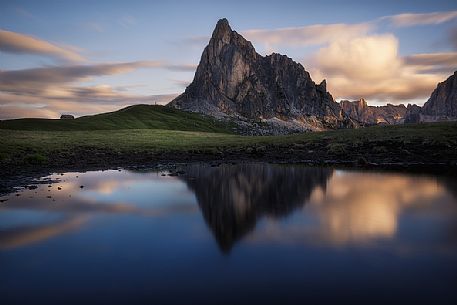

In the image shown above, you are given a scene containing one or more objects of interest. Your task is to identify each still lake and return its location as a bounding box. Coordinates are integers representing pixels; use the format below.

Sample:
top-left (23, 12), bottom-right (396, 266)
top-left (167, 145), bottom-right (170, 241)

top-left (1, 163), bottom-right (456, 304)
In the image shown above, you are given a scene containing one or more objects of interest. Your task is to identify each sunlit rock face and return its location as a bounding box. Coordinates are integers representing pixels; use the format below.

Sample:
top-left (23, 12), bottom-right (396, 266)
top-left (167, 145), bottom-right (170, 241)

top-left (405, 71), bottom-right (457, 123)
top-left (169, 18), bottom-right (349, 132)
top-left (340, 98), bottom-right (407, 125)
top-left (180, 164), bottom-right (333, 252)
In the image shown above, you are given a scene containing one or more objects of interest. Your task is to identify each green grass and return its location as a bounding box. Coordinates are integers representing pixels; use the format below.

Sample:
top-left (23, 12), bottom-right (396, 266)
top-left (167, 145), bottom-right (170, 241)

top-left (0, 104), bottom-right (235, 134)
top-left (1, 121), bottom-right (456, 168)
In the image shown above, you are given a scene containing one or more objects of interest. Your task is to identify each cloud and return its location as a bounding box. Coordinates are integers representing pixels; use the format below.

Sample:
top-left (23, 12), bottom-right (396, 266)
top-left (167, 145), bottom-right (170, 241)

top-left (0, 61), bottom-right (162, 95)
top-left (185, 10), bottom-right (457, 52)
top-left (311, 34), bottom-right (447, 102)
top-left (316, 34), bottom-right (402, 81)
top-left (242, 23), bottom-right (373, 51)
top-left (0, 29), bottom-right (85, 62)
top-left (0, 104), bottom-right (61, 120)
top-left (0, 59), bottom-right (189, 119)
top-left (385, 10), bottom-right (457, 27)
top-left (164, 64), bottom-right (197, 72)
top-left (0, 89), bottom-right (178, 119)
top-left (404, 52), bottom-right (457, 66)
top-left (403, 52), bottom-right (457, 74)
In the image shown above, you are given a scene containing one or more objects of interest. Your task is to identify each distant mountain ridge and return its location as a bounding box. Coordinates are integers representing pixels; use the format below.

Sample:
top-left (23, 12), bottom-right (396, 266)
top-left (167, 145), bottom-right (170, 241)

top-left (343, 71), bottom-right (457, 126)
top-left (168, 18), bottom-right (352, 134)
top-left (340, 99), bottom-right (407, 126)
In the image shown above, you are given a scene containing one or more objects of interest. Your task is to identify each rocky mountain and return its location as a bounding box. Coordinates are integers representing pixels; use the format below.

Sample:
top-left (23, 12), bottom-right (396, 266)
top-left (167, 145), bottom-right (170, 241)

top-left (340, 98), bottom-right (407, 126)
top-left (168, 18), bottom-right (350, 134)
top-left (405, 71), bottom-right (457, 123)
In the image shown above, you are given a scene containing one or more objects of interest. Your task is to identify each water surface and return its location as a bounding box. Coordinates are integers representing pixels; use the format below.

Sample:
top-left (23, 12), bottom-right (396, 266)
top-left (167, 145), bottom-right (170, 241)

top-left (1, 163), bottom-right (456, 304)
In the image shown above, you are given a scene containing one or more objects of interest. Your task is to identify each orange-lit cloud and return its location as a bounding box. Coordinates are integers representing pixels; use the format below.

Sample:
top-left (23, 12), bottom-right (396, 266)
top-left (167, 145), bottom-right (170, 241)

top-left (0, 29), bottom-right (85, 62)
top-left (310, 34), bottom-right (449, 102)
top-left (242, 23), bottom-right (373, 52)
top-left (316, 34), bottom-right (402, 81)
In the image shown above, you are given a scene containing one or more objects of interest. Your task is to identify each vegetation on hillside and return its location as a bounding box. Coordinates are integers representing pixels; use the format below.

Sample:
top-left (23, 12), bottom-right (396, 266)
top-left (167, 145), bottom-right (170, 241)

top-left (1, 122), bottom-right (456, 175)
top-left (0, 104), bottom-right (235, 134)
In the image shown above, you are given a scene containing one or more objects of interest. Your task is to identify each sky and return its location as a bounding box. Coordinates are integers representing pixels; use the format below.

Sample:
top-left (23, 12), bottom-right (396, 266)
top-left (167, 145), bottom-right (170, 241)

top-left (1, 0), bottom-right (457, 119)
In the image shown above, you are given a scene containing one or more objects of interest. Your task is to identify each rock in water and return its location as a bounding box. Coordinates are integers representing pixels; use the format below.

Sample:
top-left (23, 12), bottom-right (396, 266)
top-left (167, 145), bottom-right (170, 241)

top-left (168, 18), bottom-right (347, 134)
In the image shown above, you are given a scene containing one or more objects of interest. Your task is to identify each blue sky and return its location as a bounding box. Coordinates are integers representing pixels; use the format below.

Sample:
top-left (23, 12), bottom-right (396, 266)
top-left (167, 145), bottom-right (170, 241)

top-left (1, 0), bottom-right (457, 118)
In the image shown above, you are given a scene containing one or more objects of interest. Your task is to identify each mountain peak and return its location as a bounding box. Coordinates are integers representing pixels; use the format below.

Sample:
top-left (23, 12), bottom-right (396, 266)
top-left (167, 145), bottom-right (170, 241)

top-left (169, 19), bottom-right (346, 133)
top-left (212, 18), bottom-right (232, 40)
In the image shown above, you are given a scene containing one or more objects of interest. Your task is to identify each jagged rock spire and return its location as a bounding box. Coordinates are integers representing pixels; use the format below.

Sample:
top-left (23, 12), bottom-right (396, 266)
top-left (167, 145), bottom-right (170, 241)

top-left (168, 18), bottom-right (346, 131)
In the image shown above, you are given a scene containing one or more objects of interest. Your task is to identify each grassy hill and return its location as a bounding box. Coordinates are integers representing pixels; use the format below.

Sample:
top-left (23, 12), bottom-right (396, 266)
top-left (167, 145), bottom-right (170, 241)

top-left (0, 104), bottom-right (235, 134)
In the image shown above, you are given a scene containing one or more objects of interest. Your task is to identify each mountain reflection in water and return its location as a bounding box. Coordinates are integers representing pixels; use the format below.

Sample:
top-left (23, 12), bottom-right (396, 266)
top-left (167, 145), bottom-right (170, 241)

top-left (180, 164), bottom-right (333, 252)
top-left (1, 163), bottom-right (457, 305)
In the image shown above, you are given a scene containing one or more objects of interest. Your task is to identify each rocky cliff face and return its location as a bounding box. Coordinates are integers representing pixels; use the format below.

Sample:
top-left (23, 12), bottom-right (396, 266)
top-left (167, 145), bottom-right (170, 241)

top-left (405, 71), bottom-right (457, 123)
top-left (423, 71), bottom-right (457, 117)
top-left (340, 98), bottom-right (407, 126)
top-left (168, 18), bottom-right (348, 133)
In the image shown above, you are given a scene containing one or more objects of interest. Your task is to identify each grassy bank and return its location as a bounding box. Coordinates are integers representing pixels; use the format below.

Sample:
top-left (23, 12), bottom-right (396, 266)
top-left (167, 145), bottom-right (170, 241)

top-left (1, 122), bottom-right (456, 177)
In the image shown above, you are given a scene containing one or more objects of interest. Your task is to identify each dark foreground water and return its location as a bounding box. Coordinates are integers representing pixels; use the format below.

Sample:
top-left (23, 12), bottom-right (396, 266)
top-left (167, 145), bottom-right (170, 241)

top-left (1, 163), bottom-right (456, 305)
